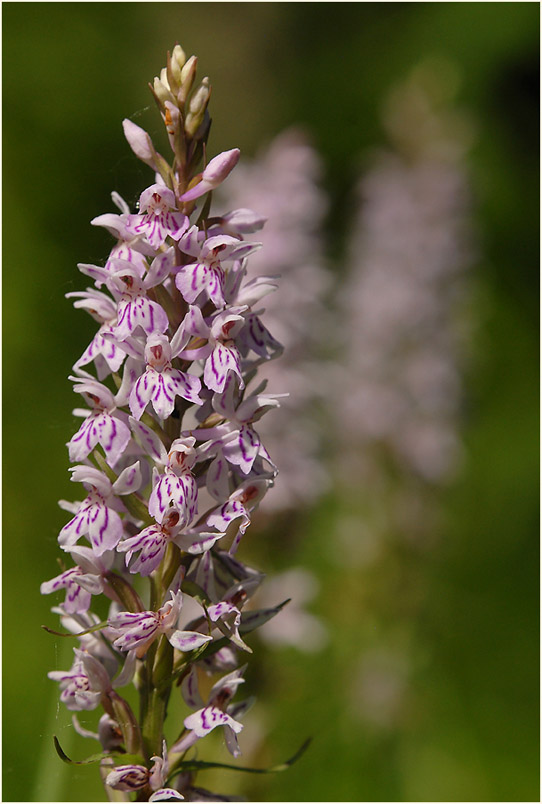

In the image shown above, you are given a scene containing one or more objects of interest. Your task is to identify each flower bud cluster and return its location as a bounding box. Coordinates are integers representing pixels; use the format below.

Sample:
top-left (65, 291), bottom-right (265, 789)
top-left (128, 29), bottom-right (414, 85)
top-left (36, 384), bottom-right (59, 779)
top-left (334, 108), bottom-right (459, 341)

top-left (42, 45), bottom-right (286, 802)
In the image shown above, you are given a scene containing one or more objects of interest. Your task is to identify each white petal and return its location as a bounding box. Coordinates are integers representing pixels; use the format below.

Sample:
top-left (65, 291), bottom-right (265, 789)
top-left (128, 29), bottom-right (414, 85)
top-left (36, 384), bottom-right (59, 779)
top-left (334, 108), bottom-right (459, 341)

top-left (113, 461), bottom-right (142, 495)
top-left (168, 630), bottom-right (212, 651)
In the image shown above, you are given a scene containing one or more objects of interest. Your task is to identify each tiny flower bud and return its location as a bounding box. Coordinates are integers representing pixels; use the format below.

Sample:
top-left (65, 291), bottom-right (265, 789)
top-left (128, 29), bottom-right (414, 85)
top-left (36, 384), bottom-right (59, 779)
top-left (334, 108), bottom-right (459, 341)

top-left (185, 77), bottom-right (211, 137)
top-left (163, 102), bottom-right (184, 158)
top-left (153, 75), bottom-right (174, 106)
top-left (122, 119), bottom-right (158, 170)
top-left (167, 44), bottom-right (187, 93)
top-left (177, 55), bottom-right (198, 107)
top-left (180, 55), bottom-right (198, 90)
top-left (180, 148), bottom-right (240, 202)
top-left (188, 77), bottom-right (211, 116)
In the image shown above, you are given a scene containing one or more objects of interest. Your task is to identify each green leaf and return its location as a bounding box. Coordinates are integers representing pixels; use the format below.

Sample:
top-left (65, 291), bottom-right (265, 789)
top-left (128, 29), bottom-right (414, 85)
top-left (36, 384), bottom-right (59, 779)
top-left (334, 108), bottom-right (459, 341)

top-left (181, 579), bottom-right (211, 607)
top-left (53, 736), bottom-right (144, 767)
top-left (240, 599), bottom-right (291, 634)
top-left (167, 738), bottom-right (311, 781)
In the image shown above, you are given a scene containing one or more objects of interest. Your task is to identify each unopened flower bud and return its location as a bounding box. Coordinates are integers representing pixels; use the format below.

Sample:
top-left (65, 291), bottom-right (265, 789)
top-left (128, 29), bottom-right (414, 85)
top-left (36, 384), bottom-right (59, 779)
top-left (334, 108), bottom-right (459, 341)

top-left (180, 148), bottom-right (240, 202)
top-left (188, 78), bottom-right (210, 116)
top-left (163, 102), bottom-right (183, 156)
top-left (169, 44), bottom-right (186, 87)
top-left (122, 119), bottom-right (158, 170)
top-left (153, 75), bottom-right (175, 106)
top-left (177, 55), bottom-right (198, 106)
top-left (185, 77), bottom-right (211, 137)
top-left (180, 55), bottom-right (197, 87)
top-left (203, 147), bottom-right (240, 185)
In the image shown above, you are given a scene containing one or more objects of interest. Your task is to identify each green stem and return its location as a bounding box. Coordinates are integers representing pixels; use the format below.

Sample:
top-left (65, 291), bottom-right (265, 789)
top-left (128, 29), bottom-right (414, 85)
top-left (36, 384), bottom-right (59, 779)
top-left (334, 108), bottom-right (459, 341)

top-left (141, 686), bottom-right (169, 759)
top-left (140, 636), bottom-right (173, 758)
top-left (162, 542), bottom-right (184, 591)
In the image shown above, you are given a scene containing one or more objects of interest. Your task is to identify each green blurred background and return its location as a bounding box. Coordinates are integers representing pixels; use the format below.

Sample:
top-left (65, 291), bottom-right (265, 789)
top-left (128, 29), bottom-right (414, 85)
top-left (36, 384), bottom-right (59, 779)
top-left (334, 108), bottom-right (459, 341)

top-left (3, 2), bottom-right (539, 801)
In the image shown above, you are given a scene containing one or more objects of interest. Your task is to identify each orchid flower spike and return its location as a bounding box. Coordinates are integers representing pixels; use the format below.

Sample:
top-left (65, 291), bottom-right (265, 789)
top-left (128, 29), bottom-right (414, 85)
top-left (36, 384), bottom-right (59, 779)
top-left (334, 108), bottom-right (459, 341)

top-left (42, 43), bottom-right (297, 803)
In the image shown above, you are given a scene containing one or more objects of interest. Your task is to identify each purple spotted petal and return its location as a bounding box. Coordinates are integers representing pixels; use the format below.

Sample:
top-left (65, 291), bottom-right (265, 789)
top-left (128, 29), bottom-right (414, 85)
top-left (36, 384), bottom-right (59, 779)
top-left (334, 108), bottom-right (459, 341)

top-left (118, 525), bottom-right (168, 576)
top-left (168, 630), bottom-right (212, 651)
top-left (87, 502), bottom-right (124, 556)
top-left (206, 452), bottom-right (231, 501)
top-left (149, 372), bottom-right (178, 420)
top-left (40, 567), bottom-right (92, 614)
top-left (204, 343), bottom-right (243, 394)
top-left (168, 369), bottom-right (203, 406)
top-left (207, 500), bottom-right (250, 534)
top-left (144, 248), bottom-right (176, 288)
top-left (207, 602), bottom-right (240, 623)
top-left (129, 370), bottom-right (156, 420)
top-left (68, 412), bottom-right (131, 468)
top-left (115, 296), bottom-right (168, 341)
top-left (74, 326), bottom-right (126, 379)
top-left (113, 461), bottom-right (142, 495)
top-left (179, 304), bottom-right (210, 343)
top-left (129, 417), bottom-right (168, 463)
top-left (184, 706), bottom-right (243, 738)
top-left (149, 790), bottom-right (185, 802)
top-left (58, 501), bottom-right (94, 549)
top-left (59, 490), bottom-right (122, 555)
top-left (125, 207), bottom-right (187, 249)
top-left (237, 312), bottom-right (282, 360)
top-left (221, 425), bottom-right (261, 474)
top-left (105, 764), bottom-right (149, 792)
top-left (174, 528), bottom-right (224, 555)
top-left (109, 611), bottom-right (160, 652)
top-left (149, 471), bottom-right (198, 525)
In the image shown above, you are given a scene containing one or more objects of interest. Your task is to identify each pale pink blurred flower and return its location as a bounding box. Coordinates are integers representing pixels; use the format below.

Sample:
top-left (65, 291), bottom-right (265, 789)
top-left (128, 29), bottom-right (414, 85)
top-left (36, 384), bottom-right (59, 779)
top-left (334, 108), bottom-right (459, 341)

top-left (337, 62), bottom-right (475, 485)
top-left (334, 61), bottom-right (477, 736)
